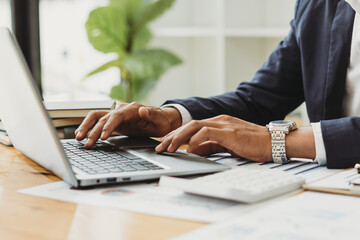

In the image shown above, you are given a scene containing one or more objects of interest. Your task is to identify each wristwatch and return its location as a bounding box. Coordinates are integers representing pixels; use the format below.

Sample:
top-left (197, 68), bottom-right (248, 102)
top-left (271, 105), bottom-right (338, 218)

top-left (266, 120), bottom-right (297, 164)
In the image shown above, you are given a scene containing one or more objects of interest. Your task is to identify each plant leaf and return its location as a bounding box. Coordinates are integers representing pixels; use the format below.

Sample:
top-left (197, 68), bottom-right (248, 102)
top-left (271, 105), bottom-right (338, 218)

top-left (123, 49), bottom-right (182, 81)
top-left (86, 0), bottom-right (182, 103)
top-left (132, 26), bottom-right (152, 51)
top-left (83, 59), bottom-right (122, 80)
top-left (131, 78), bottom-right (158, 102)
top-left (122, 48), bottom-right (182, 102)
top-left (110, 0), bottom-right (142, 23)
top-left (110, 0), bottom-right (154, 52)
top-left (134, 0), bottom-right (176, 31)
top-left (85, 6), bottom-right (128, 54)
top-left (110, 83), bottom-right (128, 102)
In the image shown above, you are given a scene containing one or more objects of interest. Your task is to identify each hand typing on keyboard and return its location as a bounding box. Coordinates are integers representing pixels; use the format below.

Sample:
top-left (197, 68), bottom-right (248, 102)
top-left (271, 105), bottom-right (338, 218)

top-left (75, 103), bottom-right (316, 164)
top-left (75, 102), bottom-right (182, 148)
top-left (63, 140), bottom-right (163, 175)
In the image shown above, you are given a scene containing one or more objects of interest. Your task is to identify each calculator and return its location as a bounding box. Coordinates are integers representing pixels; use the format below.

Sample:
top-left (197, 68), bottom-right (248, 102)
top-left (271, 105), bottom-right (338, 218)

top-left (159, 167), bottom-right (305, 203)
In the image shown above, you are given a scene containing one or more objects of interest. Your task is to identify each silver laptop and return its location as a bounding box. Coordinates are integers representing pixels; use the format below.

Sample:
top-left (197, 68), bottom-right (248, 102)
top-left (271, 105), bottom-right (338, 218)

top-left (0, 28), bottom-right (229, 188)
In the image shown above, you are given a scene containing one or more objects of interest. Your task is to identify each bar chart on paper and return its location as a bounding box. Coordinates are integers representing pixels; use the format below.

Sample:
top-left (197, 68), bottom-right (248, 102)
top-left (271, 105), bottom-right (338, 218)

top-left (207, 153), bottom-right (341, 183)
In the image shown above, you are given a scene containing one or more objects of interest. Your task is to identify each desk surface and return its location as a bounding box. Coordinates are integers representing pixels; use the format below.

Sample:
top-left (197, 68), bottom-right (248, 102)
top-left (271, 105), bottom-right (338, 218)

top-left (0, 144), bottom-right (206, 240)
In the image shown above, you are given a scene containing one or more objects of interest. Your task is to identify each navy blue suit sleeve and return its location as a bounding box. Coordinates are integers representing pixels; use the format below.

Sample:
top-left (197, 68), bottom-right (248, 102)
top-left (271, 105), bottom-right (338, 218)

top-left (164, 1), bottom-right (304, 126)
top-left (321, 117), bottom-right (360, 169)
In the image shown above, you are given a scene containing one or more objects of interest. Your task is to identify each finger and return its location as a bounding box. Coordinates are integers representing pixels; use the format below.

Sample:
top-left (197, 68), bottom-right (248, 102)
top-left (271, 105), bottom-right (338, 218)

top-left (138, 106), bottom-right (150, 120)
top-left (166, 120), bottom-right (224, 153)
top-left (85, 114), bottom-right (110, 148)
top-left (137, 107), bottom-right (153, 134)
top-left (159, 125), bottom-right (189, 153)
top-left (100, 107), bottom-right (138, 139)
top-left (187, 141), bottom-right (227, 156)
top-left (187, 127), bottom-right (228, 153)
top-left (156, 118), bottom-right (224, 153)
top-left (155, 129), bottom-right (177, 153)
top-left (75, 111), bottom-right (109, 141)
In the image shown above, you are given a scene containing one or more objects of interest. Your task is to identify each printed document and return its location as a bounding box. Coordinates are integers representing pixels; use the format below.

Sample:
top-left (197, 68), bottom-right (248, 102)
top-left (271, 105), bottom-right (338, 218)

top-left (18, 155), bottom-right (342, 222)
top-left (173, 192), bottom-right (359, 240)
top-left (18, 180), bottom-right (283, 222)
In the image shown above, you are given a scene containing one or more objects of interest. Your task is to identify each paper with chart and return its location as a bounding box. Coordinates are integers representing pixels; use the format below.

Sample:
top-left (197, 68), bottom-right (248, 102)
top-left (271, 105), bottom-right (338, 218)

top-left (19, 180), bottom-right (278, 222)
top-left (306, 168), bottom-right (359, 190)
top-left (303, 168), bottom-right (360, 196)
top-left (209, 154), bottom-right (341, 183)
top-left (19, 154), bottom-right (342, 222)
top-left (173, 192), bottom-right (360, 240)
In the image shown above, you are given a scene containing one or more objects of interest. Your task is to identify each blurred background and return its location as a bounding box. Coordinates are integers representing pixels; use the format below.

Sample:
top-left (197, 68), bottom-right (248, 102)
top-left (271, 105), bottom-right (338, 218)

top-left (0, 0), bottom-right (307, 124)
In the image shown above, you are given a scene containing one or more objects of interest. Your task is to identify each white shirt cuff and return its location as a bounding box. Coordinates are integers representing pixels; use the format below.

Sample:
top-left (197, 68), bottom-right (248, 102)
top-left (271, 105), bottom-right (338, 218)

top-left (311, 122), bottom-right (327, 166)
top-left (162, 104), bottom-right (193, 126)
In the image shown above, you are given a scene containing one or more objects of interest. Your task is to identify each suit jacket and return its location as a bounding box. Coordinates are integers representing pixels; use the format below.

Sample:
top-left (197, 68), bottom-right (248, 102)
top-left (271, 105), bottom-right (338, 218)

top-left (164, 0), bottom-right (359, 169)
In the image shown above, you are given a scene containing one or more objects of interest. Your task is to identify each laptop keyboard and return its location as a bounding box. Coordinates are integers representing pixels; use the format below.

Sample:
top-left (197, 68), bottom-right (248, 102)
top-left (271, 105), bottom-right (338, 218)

top-left (62, 140), bottom-right (164, 175)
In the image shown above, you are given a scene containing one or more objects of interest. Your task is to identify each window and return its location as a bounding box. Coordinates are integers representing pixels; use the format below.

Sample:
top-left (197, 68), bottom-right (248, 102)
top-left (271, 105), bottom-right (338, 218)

top-left (0, 0), bottom-right (11, 30)
top-left (40, 0), bottom-right (118, 101)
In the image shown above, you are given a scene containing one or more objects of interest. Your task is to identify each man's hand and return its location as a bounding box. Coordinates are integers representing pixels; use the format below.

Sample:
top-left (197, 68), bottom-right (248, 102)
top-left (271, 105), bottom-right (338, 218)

top-left (75, 102), bottom-right (182, 148)
top-left (155, 115), bottom-right (273, 162)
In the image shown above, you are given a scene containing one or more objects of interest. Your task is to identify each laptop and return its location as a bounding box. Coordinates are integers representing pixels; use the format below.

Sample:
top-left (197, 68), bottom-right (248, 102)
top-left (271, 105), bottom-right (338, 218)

top-left (0, 28), bottom-right (229, 188)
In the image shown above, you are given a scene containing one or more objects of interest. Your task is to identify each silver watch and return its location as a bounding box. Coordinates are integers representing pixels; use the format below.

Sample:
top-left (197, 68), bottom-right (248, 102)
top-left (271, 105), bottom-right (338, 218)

top-left (266, 120), bottom-right (297, 164)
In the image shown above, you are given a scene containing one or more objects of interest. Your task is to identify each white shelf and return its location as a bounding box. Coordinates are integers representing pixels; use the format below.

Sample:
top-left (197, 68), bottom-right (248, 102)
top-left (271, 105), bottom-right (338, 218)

top-left (146, 0), bottom-right (297, 107)
top-left (224, 27), bottom-right (290, 38)
top-left (153, 27), bottom-right (290, 38)
top-left (153, 27), bottom-right (218, 38)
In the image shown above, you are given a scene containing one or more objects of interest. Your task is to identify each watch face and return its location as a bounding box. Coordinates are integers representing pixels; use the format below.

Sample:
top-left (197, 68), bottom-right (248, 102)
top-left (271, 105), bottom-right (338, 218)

top-left (271, 120), bottom-right (294, 126)
top-left (267, 120), bottom-right (297, 132)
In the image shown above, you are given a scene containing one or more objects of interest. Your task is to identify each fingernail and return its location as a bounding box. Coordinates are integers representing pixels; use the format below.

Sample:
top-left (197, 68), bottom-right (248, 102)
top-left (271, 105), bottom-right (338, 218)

top-left (76, 131), bottom-right (81, 136)
top-left (187, 147), bottom-right (193, 154)
top-left (100, 130), bottom-right (106, 139)
top-left (85, 138), bottom-right (91, 147)
top-left (168, 144), bottom-right (174, 152)
top-left (155, 144), bottom-right (161, 152)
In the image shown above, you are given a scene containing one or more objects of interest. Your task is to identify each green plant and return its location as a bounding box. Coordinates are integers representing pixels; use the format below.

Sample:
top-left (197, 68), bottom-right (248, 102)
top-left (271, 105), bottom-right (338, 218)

top-left (84, 0), bottom-right (182, 102)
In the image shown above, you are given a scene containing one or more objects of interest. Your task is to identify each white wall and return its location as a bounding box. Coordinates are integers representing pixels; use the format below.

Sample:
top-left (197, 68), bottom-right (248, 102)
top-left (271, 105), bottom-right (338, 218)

top-left (37, 0), bottom-right (298, 109)
top-left (0, 0), bottom-right (11, 30)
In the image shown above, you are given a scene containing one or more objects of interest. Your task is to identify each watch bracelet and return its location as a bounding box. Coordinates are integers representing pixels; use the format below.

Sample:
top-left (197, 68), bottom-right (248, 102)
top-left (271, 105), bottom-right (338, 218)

top-left (270, 130), bottom-right (290, 164)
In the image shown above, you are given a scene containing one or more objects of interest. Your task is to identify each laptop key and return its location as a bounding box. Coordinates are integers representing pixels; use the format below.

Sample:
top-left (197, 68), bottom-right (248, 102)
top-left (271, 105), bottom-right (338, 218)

top-left (140, 162), bottom-right (155, 166)
top-left (119, 166), bottom-right (137, 172)
top-left (109, 168), bottom-right (123, 173)
top-left (89, 166), bottom-right (105, 171)
top-left (119, 159), bottom-right (132, 163)
top-left (132, 165), bottom-right (150, 171)
top-left (132, 159), bottom-right (146, 163)
top-left (148, 166), bottom-right (164, 170)
top-left (103, 164), bottom-right (116, 168)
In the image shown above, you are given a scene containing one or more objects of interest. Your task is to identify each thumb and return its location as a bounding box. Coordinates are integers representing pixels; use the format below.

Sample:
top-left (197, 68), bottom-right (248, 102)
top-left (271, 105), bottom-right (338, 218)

top-left (138, 106), bottom-right (170, 129)
top-left (138, 106), bottom-right (151, 121)
top-left (139, 106), bottom-right (165, 124)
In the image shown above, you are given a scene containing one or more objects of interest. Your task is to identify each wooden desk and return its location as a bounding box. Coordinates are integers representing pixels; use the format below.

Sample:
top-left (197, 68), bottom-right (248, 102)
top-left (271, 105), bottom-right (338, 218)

top-left (0, 144), bottom-right (206, 240)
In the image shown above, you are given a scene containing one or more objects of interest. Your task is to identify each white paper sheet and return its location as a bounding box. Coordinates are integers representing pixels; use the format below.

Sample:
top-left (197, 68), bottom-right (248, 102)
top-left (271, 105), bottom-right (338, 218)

top-left (307, 168), bottom-right (360, 190)
top-left (18, 181), bottom-right (285, 222)
top-left (18, 155), bottom-right (342, 222)
top-left (174, 192), bottom-right (360, 240)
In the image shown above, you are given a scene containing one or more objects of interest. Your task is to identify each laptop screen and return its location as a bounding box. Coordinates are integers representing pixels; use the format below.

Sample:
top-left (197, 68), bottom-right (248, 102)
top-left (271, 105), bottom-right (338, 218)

top-left (0, 28), bottom-right (77, 186)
